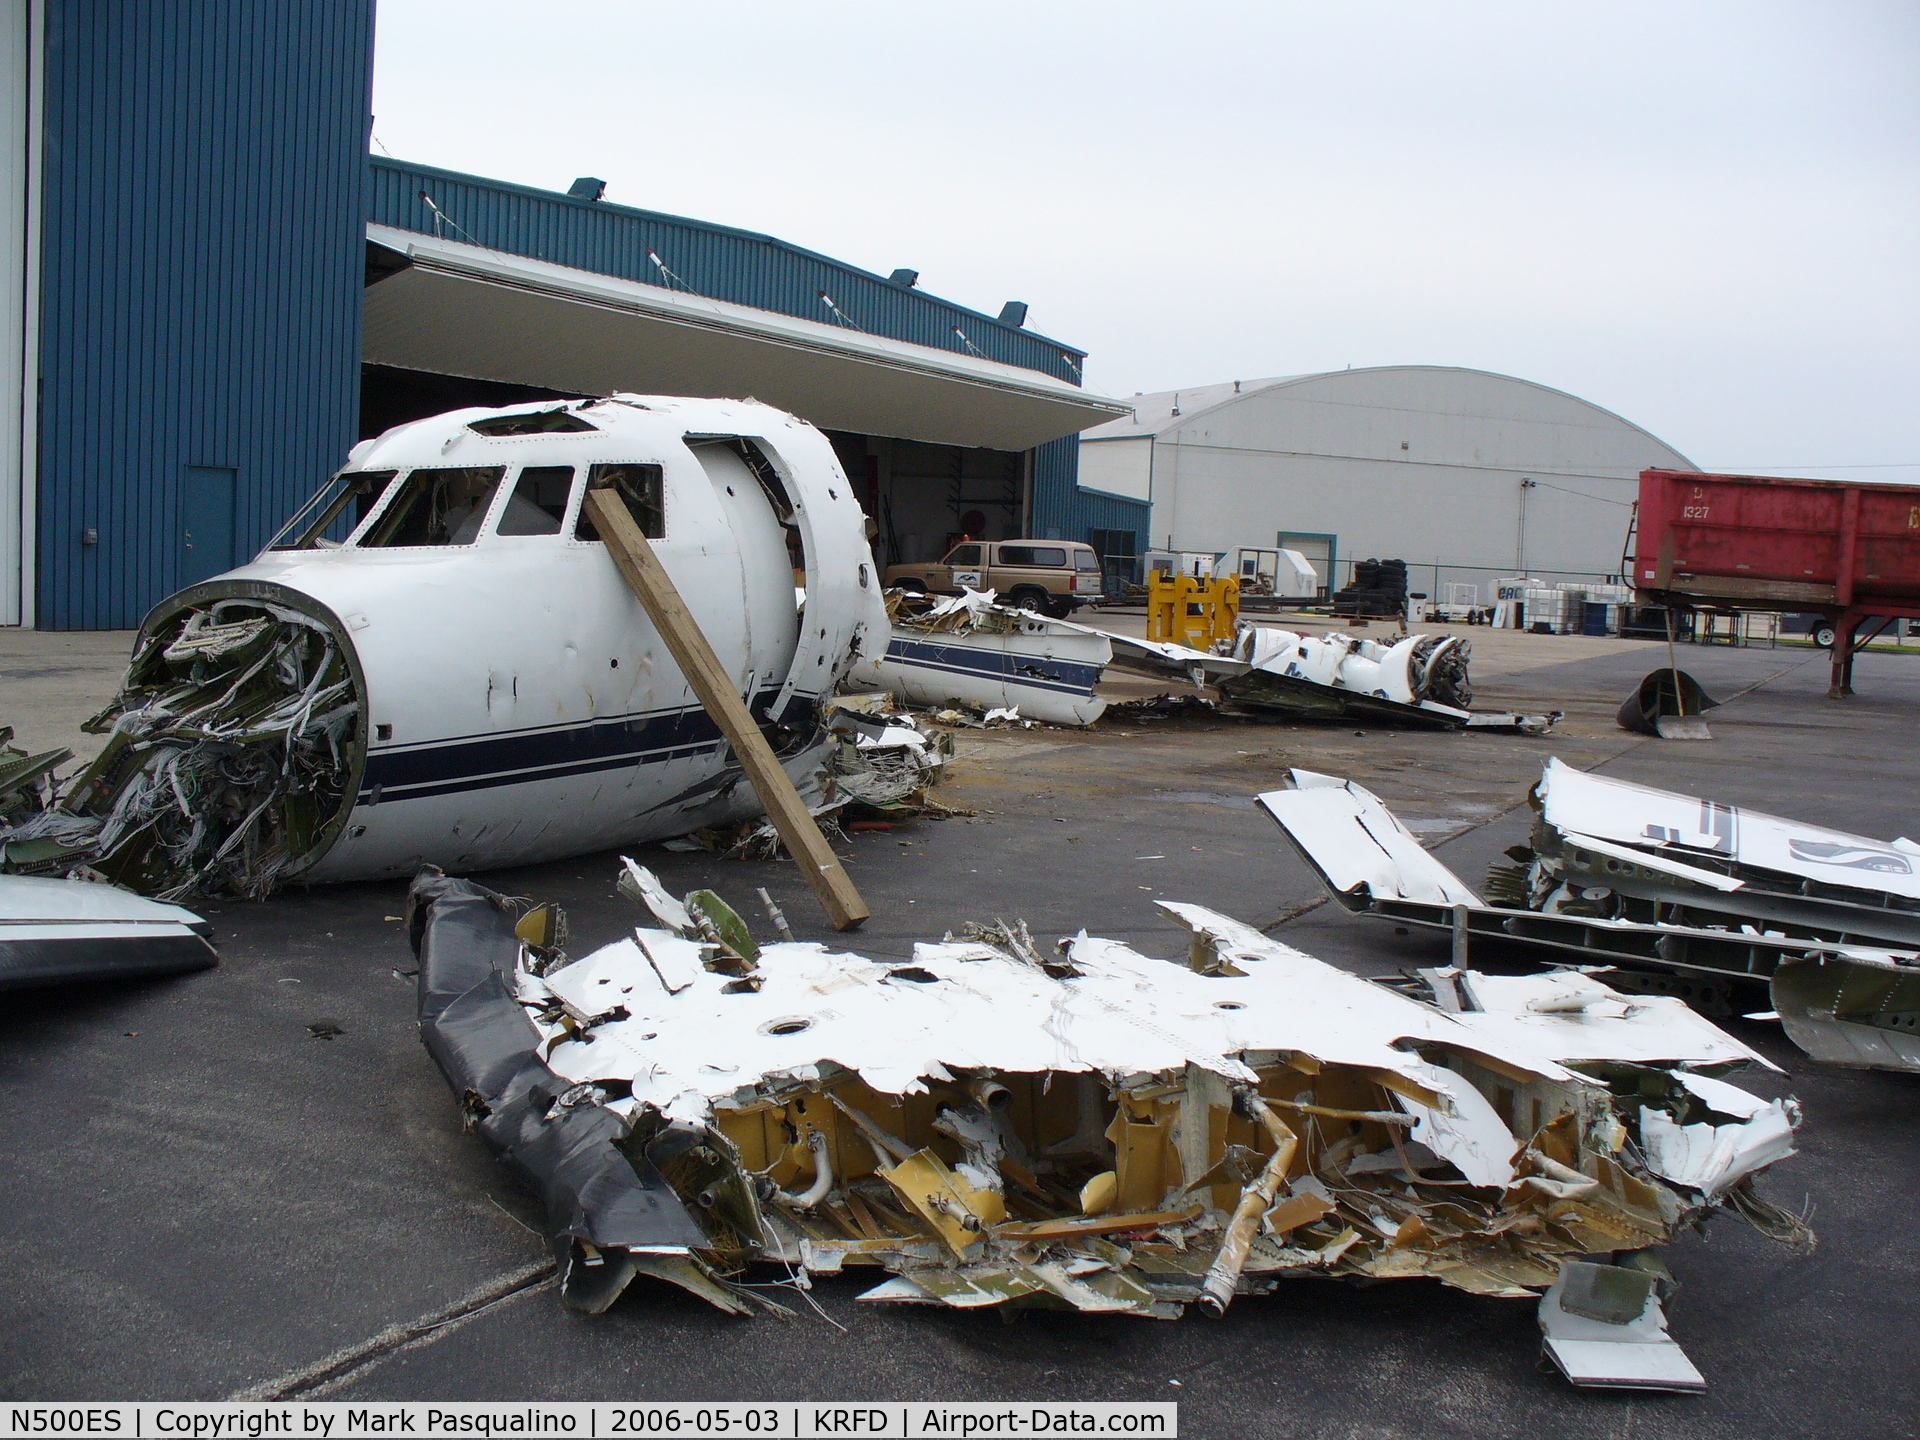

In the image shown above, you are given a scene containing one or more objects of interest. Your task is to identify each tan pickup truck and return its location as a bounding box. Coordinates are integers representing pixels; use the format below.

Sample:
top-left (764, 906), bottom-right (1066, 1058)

top-left (883, 539), bottom-right (1103, 618)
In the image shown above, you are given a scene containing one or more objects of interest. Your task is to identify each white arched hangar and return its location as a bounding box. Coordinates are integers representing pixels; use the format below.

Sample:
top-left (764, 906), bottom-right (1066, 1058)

top-left (1076, 366), bottom-right (1696, 599)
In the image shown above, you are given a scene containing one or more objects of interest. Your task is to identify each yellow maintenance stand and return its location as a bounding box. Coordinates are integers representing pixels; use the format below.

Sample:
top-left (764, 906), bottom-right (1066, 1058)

top-left (1146, 572), bottom-right (1239, 649)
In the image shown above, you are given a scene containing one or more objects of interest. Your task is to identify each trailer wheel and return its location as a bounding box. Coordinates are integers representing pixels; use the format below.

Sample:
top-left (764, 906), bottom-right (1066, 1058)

top-left (1813, 622), bottom-right (1837, 649)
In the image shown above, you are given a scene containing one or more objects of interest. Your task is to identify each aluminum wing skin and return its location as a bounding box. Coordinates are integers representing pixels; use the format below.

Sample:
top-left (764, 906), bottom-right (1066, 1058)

top-left (1259, 771), bottom-right (1482, 909)
top-left (0, 875), bottom-right (217, 990)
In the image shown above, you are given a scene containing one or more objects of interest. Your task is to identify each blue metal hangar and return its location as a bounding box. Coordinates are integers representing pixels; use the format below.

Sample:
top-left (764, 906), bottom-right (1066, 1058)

top-left (0, 1), bottom-right (1137, 630)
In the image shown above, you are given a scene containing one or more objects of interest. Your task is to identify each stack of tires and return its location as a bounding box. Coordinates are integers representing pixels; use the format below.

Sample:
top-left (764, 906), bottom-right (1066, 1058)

top-left (1334, 558), bottom-right (1408, 616)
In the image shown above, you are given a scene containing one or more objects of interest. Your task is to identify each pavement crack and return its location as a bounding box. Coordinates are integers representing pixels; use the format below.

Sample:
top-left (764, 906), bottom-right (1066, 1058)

top-left (1258, 896), bottom-right (1328, 931)
top-left (227, 1259), bottom-right (557, 1401)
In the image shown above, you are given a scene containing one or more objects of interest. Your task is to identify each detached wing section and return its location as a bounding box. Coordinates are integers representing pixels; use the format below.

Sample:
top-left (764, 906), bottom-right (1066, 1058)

top-left (1258, 771), bottom-right (1481, 910)
top-left (1262, 762), bottom-right (1920, 1075)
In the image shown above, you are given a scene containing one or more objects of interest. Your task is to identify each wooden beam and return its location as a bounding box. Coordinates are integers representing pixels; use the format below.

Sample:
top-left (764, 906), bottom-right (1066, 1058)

top-left (583, 487), bottom-right (869, 930)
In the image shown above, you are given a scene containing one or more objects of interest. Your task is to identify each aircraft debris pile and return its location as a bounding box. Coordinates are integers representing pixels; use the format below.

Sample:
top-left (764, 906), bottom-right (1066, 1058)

top-left (850, 589), bottom-right (1112, 727)
top-left (1094, 619), bottom-right (1558, 733)
top-left (1215, 622), bottom-right (1479, 724)
top-left (409, 858), bottom-right (1806, 1387)
top-left (1264, 760), bottom-right (1920, 1072)
top-left (821, 700), bottom-right (954, 815)
top-left (663, 702), bottom-right (957, 857)
top-left (0, 601), bottom-right (360, 899)
top-left (847, 592), bottom-right (1554, 734)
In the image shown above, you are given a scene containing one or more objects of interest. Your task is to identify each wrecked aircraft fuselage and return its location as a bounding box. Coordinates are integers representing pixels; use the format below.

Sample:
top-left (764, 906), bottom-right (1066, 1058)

top-left (408, 860), bottom-right (1807, 1351)
top-left (3, 398), bottom-right (884, 895)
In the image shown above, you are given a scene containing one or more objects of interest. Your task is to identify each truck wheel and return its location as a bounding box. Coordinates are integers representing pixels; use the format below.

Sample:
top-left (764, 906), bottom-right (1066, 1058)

top-left (895, 578), bottom-right (927, 595)
top-left (1008, 588), bottom-right (1047, 613)
top-left (1813, 622), bottom-right (1837, 649)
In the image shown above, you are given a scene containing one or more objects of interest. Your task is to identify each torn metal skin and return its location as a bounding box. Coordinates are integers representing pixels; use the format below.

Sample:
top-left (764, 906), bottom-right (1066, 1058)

top-left (1538, 1256), bottom-right (1704, 1393)
top-left (659, 700), bottom-right (957, 860)
top-left (1, 600), bottom-right (363, 899)
top-left (408, 858), bottom-right (1807, 1352)
top-left (1263, 760), bottom-right (1920, 1073)
top-left (0, 726), bottom-right (72, 831)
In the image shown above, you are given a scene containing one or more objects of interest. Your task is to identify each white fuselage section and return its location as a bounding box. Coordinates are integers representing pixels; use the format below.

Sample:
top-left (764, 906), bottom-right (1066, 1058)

top-left (162, 396), bottom-right (885, 882)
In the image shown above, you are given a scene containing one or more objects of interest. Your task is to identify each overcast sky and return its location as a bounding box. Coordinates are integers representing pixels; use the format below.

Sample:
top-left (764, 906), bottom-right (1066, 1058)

top-left (371, 2), bottom-right (1916, 479)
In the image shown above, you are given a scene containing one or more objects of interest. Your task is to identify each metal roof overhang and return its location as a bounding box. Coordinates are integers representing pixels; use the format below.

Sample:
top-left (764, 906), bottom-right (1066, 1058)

top-left (362, 225), bottom-right (1128, 452)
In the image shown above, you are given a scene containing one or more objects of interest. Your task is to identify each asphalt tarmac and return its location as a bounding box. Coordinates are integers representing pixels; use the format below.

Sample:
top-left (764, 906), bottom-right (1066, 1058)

top-left (3, 638), bottom-right (1916, 1438)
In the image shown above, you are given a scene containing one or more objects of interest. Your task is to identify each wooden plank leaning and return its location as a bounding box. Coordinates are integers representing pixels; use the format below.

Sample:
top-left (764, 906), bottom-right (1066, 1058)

top-left (582, 486), bottom-right (870, 931)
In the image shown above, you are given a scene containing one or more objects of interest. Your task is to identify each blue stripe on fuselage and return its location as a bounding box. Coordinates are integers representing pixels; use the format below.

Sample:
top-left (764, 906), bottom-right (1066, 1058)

top-left (882, 638), bottom-right (1099, 697)
top-left (358, 690), bottom-right (791, 805)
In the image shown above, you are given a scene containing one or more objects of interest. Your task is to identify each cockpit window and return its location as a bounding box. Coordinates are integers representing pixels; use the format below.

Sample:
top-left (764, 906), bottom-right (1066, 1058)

top-left (357, 466), bottom-right (506, 548)
top-left (267, 470), bottom-right (398, 550)
top-left (466, 408), bottom-right (599, 436)
top-left (574, 463), bottom-right (665, 541)
top-left (495, 466), bottom-right (574, 536)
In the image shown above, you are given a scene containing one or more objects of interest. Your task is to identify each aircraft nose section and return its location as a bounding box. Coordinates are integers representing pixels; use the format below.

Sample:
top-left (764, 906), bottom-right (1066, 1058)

top-left (7, 578), bottom-right (373, 896)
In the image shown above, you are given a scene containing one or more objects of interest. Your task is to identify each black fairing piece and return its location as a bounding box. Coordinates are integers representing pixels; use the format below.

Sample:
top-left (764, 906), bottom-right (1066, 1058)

top-left (407, 868), bottom-right (709, 1311)
top-left (1617, 668), bottom-right (1721, 736)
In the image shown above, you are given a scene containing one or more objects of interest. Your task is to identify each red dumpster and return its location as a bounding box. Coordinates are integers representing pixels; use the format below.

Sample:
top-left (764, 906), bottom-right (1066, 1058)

top-left (1634, 469), bottom-right (1920, 697)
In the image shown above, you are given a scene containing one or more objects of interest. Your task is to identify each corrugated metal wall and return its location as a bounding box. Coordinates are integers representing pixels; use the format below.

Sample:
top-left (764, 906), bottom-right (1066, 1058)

top-left (368, 159), bottom-right (1085, 387)
top-left (35, 0), bottom-right (373, 629)
top-left (1028, 435), bottom-right (1149, 549)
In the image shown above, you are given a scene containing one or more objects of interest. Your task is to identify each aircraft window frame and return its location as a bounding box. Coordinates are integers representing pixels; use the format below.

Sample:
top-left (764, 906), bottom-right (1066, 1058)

top-left (266, 470), bottom-right (400, 551)
top-left (492, 464), bottom-right (577, 538)
top-left (352, 466), bottom-right (509, 549)
top-left (573, 462), bottom-right (666, 542)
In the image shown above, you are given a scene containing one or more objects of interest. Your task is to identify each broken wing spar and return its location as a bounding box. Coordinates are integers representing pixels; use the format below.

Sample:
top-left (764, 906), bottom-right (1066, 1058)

top-left (1261, 761), bottom-right (1920, 1073)
top-left (0, 396), bottom-right (889, 898)
top-left (409, 857), bottom-right (1805, 1385)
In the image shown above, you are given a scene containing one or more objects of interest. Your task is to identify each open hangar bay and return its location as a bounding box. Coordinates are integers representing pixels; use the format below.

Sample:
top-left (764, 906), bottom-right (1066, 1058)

top-left (2, 624), bottom-right (1915, 1437)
